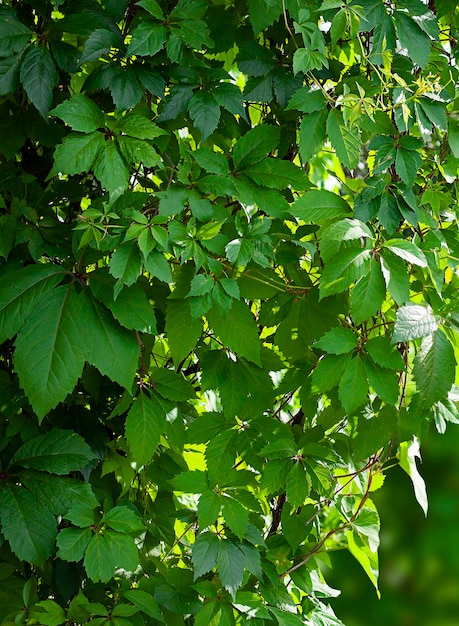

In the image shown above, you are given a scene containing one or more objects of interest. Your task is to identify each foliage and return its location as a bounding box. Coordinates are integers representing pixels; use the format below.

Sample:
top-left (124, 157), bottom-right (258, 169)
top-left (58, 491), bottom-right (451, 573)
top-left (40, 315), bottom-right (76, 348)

top-left (0, 0), bottom-right (459, 624)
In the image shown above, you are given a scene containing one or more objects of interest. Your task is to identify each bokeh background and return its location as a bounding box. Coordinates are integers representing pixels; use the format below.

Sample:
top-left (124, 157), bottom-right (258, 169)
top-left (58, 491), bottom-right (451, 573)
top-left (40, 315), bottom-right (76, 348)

top-left (327, 424), bottom-right (459, 626)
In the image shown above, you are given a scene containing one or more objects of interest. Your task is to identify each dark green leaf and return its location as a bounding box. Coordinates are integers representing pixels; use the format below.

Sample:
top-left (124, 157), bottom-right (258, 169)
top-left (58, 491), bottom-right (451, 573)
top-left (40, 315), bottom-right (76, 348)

top-left (339, 356), bottom-right (368, 414)
top-left (395, 12), bottom-right (431, 67)
top-left (233, 125), bottom-right (280, 170)
top-left (0, 17), bottom-right (32, 56)
top-left (188, 91), bottom-right (221, 141)
top-left (12, 429), bottom-right (95, 474)
top-left (127, 22), bottom-right (167, 57)
top-left (216, 540), bottom-right (245, 594)
top-left (315, 327), bottom-right (358, 355)
top-left (0, 483), bottom-right (57, 566)
top-left (327, 109), bottom-right (361, 169)
top-left (192, 533), bottom-right (220, 579)
top-left (50, 94), bottom-right (105, 132)
top-left (207, 300), bottom-right (261, 365)
top-left (350, 259), bottom-right (386, 325)
top-left (20, 46), bottom-right (58, 117)
top-left (84, 531), bottom-right (138, 582)
top-left (290, 189), bottom-right (351, 222)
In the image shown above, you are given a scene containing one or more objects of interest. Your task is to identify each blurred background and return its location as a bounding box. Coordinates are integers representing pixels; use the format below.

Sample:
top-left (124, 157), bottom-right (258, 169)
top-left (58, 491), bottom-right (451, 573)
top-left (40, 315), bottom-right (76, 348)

top-left (327, 423), bottom-right (459, 626)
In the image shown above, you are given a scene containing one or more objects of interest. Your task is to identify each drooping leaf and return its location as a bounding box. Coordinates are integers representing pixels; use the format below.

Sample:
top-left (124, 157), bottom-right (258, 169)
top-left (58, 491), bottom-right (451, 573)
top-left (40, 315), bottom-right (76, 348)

top-left (338, 355), bottom-right (368, 414)
top-left (207, 299), bottom-right (261, 366)
top-left (20, 45), bottom-right (58, 117)
top-left (14, 285), bottom-right (87, 419)
top-left (79, 290), bottom-right (139, 389)
top-left (125, 391), bottom-right (171, 466)
top-left (326, 109), bottom-right (361, 169)
top-left (216, 540), bottom-right (245, 595)
top-left (350, 259), bottom-right (386, 325)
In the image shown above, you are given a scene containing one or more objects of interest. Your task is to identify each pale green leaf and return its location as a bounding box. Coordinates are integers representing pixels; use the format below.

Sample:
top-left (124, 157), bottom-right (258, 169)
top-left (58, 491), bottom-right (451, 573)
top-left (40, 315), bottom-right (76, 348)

top-left (380, 250), bottom-right (410, 305)
top-left (399, 437), bottom-right (428, 515)
top-left (383, 239), bottom-right (427, 267)
top-left (392, 303), bottom-right (439, 343)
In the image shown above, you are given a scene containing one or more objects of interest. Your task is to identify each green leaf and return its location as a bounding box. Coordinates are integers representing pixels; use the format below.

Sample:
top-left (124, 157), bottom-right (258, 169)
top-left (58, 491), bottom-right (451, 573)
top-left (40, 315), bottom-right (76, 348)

top-left (0, 265), bottom-right (65, 343)
top-left (320, 249), bottom-right (372, 299)
top-left (84, 531), bottom-right (138, 583)
top-left (286, 461), bottom-right (310, 509)
top-left (365, 336), bottom-right (404, 370)
top-left (151, 367), bottom-right (196, 401)
top-left (298, 109), bottom-right (327, 162)
top-left (101, 506), bottom-right (144, 533)
top-left (20, 45), bottom-right (58, 117)
top-left (79, 290), bottom-right (139, 389)
top-left (117, 136), bottom-right (160, 167)
top-left (399, 438), bottom-right (428, 515)
top-left (383, 239), bottom-right (427, 267)
top-left (110, 242), bottom-right (142, 286)
top-left (127, 22), bottom-right (167, 57)
top-left (50, 94), bottom-right (105, 132)
top-left (392, 303), bottom-right (439, 342)
top-left (352, 406), bottom-right (397, 461)
top-left (198, 490), bottom-right (220, 529)
top-left (394, 11), bottom-right (431, 67)
top-left (107, 283), bottom-right (157, 334)
top-left (125, 392), bottom-right (171, 466)
top-left (364, 359), bottom-right (399, 405)
top-left (290, 189), bottom-right (351, 222)
top-left (315, 327), bottom-right (358, 355)
top-left (287, 86), bottom-right (327, 113)
top-left (0, 483), bottom-right (57, 566)
top-left (166, 299), bottom-right (203, 365)
top-left (0, 55), bottom-right (21, 95)
top-left (192, 532), bottom-right (220, 579)
top-left (188, 91), bottom-right (221, 141)
top-left (171, 470), bottom-right (208, 493)
top-left (221, 497), bottom-right (249, 540)
top-left (52, 132), bottom-right (104, 176)
top-left (116, 114), bottom-right (165, 140)
top-left (110, 69), bottom-right (143, 110)
top-left (122, 590), bottom-right (164, 622)
top-left (80, 28), bottom-right (122, 63)
top-left (326, 109), bottom-right (361, 169)
top-left (94, 140), bottom-right (130, 194)
top-left (233, 125), bottom-right (280, 170)
top-left (312, 353), bottom-right (353, 393)
top-left (379, 250), bottom-right (410, 305)
top-left (65, 503), bottom-right (97, 527)
top-left (339, 356), bottom-right (368, 414)
top-left (56, 527), bottom-right (92, 562)
top-left (413, 329), bottom-right (456, 407)
top-left (448, 117), bottom-right (459, 158)
top-left (346, 530), bottom-right (379, 594)
top-left (216, 540), bottom-right (245, 595)
top-left (11, 429), bottom-right (95, 474)
top-left (14, 285), bottom-right (87, 419)
top-left (207, 300), bottom-right (261, 365)
top-left (0, 17), bottom-right (31, 56)
top-left (244, 158), bottom-right (309, 190)
top-left (350, 259), bottom-right (386, 325)
top-left (20, 472), bottom-right (98, 516)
